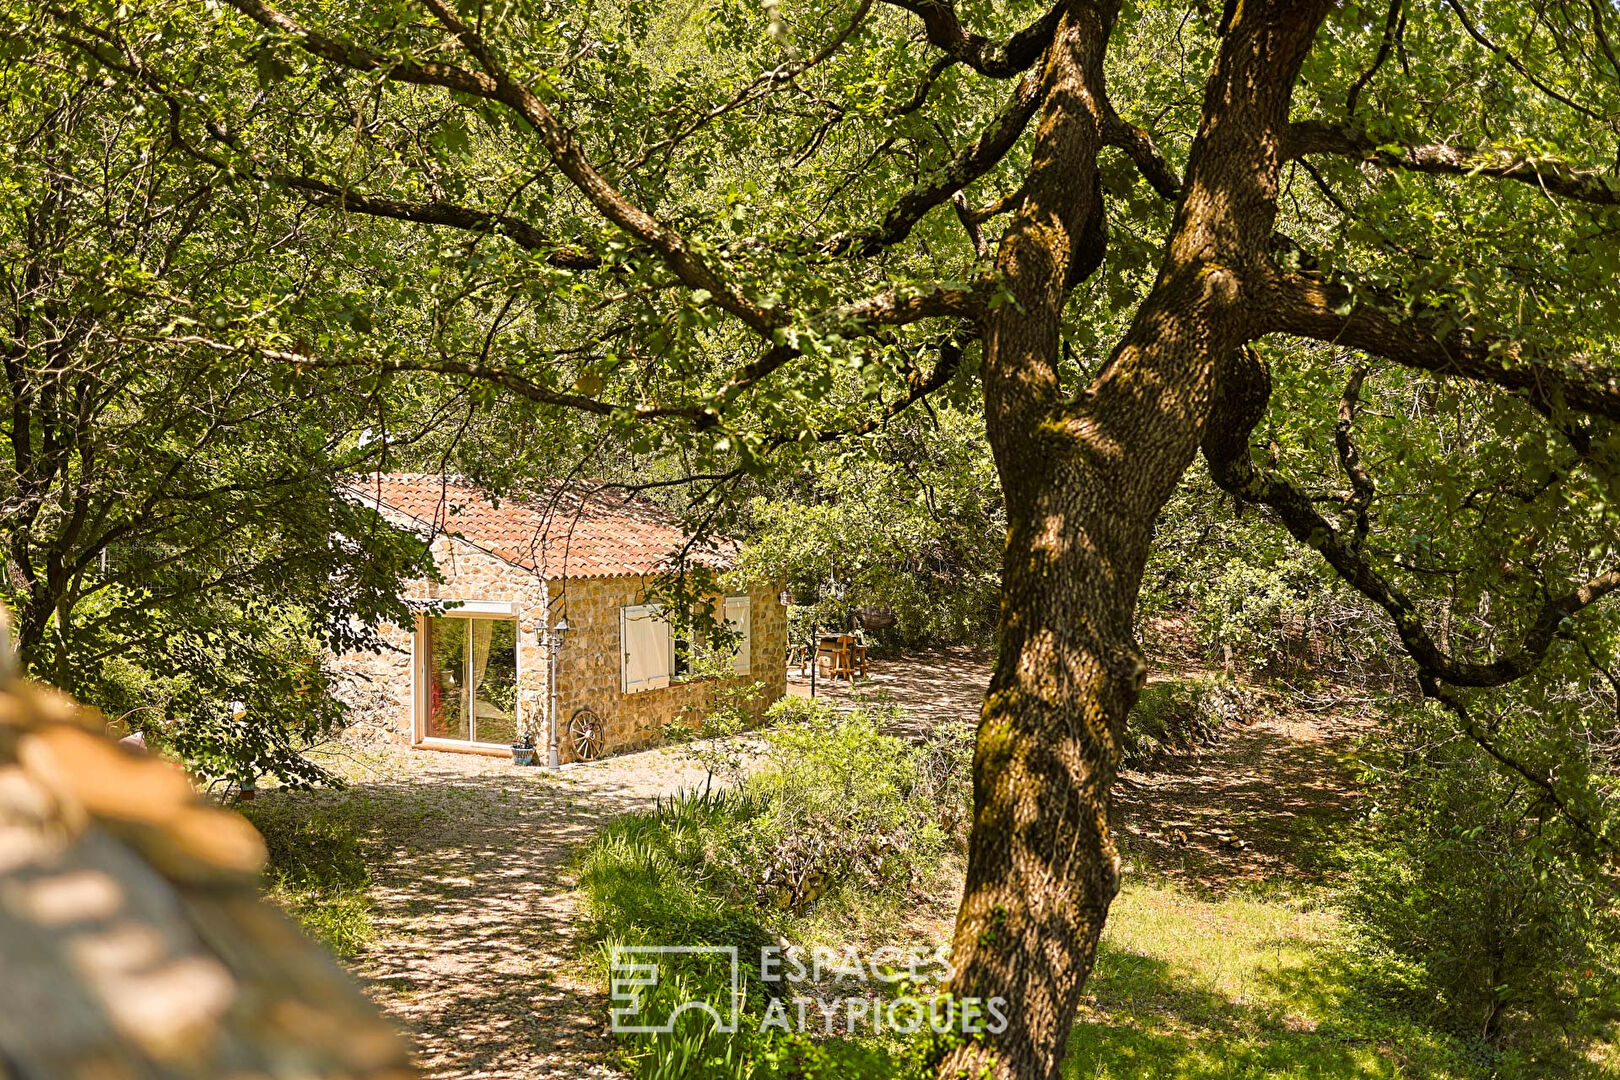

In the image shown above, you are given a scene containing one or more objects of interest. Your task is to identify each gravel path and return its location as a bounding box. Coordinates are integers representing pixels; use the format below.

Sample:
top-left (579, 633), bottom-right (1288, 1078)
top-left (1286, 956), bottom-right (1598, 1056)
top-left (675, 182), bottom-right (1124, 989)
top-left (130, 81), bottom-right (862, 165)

top-left (786, 645), bottom-right (990, 738)
top-left (294, 742), bottom-right (715, 1079)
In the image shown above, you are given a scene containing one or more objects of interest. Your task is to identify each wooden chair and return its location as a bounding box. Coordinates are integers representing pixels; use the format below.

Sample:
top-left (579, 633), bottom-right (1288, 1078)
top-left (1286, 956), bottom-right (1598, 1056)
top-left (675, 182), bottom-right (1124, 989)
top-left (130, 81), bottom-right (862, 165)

top-left (829, 645), bottom-right (855, 681)
top-left (831, 636), bottom-right (857, 681)
top-left (849, 631), bottom-right (869, 679)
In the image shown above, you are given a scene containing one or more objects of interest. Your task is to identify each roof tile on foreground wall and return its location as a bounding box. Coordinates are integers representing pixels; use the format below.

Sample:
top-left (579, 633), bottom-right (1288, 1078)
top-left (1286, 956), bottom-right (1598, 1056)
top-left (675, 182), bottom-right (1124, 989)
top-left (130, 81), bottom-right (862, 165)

top-left (344, 473), bottom-right (737, 580)
top-left (0, 672), bottom-right (414, 1079)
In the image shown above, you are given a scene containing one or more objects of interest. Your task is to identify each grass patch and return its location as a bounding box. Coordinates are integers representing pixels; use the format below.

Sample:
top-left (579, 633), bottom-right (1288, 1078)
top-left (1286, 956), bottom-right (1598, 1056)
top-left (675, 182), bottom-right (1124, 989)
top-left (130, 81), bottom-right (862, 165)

top-left (1069, 882), bottom-right (1615, 1079)
top-left (241, 798), bottom-right (375, 957)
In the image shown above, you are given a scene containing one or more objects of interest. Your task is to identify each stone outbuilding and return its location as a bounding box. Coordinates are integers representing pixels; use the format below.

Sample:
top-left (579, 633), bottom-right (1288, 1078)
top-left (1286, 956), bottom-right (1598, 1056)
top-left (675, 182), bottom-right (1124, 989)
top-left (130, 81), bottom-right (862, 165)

top-left (335, 474), bottom-right (786, 763)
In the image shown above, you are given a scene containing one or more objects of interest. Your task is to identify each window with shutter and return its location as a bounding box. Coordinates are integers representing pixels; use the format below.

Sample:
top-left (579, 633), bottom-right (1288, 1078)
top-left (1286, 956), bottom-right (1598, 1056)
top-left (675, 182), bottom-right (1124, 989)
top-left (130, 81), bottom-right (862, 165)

top-left (621, 604), bottom-right (673, 693)
top-left (723, 596), bottom-right (752, 675)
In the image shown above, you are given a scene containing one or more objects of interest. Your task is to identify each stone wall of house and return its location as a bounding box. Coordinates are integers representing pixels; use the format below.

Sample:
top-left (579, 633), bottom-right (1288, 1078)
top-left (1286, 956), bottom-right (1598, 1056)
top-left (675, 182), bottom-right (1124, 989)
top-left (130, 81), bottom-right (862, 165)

top-left (331, 533), bottom-right (552, 749)
top-left (330, 620), bottom-right (414, 747)
top-left (551, 577), bottom-right (789, 763)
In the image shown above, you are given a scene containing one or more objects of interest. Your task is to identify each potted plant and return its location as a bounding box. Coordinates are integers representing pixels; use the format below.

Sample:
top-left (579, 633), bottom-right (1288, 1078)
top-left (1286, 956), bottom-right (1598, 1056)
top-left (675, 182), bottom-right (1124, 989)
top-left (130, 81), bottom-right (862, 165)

top-left (511, 730), bottom-right (537, 766)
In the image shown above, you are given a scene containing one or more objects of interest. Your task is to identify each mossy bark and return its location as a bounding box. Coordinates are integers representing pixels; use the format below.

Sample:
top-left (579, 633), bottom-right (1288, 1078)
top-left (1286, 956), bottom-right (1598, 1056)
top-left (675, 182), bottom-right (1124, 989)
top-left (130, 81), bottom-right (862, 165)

top-left (939, 5), bottom-right (1332, 1077)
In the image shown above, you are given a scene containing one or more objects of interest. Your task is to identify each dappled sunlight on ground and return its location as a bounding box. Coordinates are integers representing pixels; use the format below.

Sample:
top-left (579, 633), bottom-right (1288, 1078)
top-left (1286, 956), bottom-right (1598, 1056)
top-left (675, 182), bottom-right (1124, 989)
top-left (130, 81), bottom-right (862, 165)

top-left (1112, 703), bottom-right (1373, 890)
top-left (263, 743), bottom-right (716, 1079)
top-left (787, 646), bottom-right (991, 739)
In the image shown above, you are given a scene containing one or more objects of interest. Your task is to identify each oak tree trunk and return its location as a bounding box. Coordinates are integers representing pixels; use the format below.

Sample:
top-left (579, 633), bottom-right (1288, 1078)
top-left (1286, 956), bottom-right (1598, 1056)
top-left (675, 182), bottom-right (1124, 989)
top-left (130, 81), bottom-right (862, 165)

top-left (940, 5), bottom-right (1332, 1077)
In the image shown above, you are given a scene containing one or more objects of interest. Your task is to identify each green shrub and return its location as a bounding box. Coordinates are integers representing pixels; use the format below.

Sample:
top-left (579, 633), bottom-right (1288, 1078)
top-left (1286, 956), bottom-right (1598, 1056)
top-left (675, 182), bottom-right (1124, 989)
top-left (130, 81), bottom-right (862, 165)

top-left (581, 786), bottom-right (775, 952)
top-left (664, 652), bottom-right (771, 790)
top-left (1122, 674), bottom-right (1252, 769)
top-left (747, 702), bottom-right (945, 915)
top-left (1188, 552), bottom-right (1392, 682)
top-left (579, 702), bottom-right (957, 1078)
top-left (240, 799), bottom-right (375, 957)
top-left (1341, 707), bottom-right (1620, 1065)
top-left (591, 702), bottom-right (948, 925)
top-left (762, 693), bottom-right (832, 727)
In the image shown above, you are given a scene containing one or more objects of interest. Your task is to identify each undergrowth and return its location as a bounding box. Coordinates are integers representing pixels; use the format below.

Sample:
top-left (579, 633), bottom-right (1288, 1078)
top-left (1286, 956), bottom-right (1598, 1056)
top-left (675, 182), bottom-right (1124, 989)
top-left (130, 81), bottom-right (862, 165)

top-left (241, 798), bottom-right (375, 957)
top-left (1123, 673), bottom-right (1255, 769)
top-left (578, 697), bottom-right (967, 1078)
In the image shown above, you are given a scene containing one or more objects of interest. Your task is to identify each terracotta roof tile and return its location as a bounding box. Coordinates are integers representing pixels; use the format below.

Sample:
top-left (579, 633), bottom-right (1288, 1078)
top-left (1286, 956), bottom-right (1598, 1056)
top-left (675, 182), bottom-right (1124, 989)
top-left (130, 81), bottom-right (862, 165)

top-left (344, 473), bottom-right (735, 580)
top-left (0, 670), bottom-right (414, 1078)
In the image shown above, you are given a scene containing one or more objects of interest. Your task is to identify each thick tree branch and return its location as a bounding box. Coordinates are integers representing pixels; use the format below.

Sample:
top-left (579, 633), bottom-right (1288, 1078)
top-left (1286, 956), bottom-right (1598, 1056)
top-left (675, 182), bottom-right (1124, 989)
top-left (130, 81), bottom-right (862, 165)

top-left (1424, 679), bottom-right (1617, 856)
top-left (171, 271), bottom-right (979, 429)
top-left (881, 0), bottom-right (1062, 77)
top-left (40, 8), bottom-right (612, 274)
top-left (823, 65), bottom-right (1046, 256)
top-left (220, 0), bottom-right (498, 95)
top-left (625, 0), bottom-right (875, 172)
top-left (710, 283), bottom-right (984, 405)
top-left (1441, 0), bottom-right (1605, 121)
top-left (892, 55), bottom-right (954, 117)
top-left (172, 336), bottom-right (665, 418)
top-left (826, 335), bottom-right (964, 440)
top-left (828, 280), bottom-right (987, 326)
top-left (1101, 111), bottom-right (1183, 200)
top-left (277, 176), bottom-right (604, 269)
top-left (1264, 271), bottom-right (1620, 424)
top-left (1344, 0), bottom-right (1403, 115)
top-left (593, 334), bottom-right (965, 504)
top-left (1334, 364), bottom-right (1374, 549)
top-left (1287, 120), bottom-right (1620, 205)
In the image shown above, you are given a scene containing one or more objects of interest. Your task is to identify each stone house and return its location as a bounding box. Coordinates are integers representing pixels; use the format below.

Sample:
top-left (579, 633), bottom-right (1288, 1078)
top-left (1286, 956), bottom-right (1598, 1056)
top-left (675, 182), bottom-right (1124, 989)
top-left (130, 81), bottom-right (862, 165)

top-left (335, 474), bottom-right (787, 763)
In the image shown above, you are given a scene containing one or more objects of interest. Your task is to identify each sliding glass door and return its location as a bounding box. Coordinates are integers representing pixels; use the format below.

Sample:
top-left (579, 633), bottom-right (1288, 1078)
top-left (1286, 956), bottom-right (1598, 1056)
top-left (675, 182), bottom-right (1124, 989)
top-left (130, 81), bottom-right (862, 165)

top-left (424, 616), bottom-right (519, 744)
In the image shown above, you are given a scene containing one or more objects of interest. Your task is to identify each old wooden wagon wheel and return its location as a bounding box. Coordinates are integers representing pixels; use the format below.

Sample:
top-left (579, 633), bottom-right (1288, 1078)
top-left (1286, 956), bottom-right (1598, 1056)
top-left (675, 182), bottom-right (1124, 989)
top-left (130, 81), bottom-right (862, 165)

top-left (569, 707), bottom-right (604, 762)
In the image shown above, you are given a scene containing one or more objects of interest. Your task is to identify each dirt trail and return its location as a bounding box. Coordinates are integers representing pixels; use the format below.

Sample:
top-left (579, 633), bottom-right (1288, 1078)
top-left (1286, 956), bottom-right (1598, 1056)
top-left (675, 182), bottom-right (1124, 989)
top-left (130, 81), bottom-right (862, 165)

top-left (286, 744), bottom-right (714, 1079)
top-left (1112, 703), bottom-right (1373, 888)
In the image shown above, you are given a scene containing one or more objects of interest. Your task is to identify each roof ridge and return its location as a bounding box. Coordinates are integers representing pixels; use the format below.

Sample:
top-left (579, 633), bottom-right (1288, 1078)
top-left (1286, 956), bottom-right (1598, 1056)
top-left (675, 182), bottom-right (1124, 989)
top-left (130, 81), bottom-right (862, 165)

top-left (342, 473), bottom-right (736, 580)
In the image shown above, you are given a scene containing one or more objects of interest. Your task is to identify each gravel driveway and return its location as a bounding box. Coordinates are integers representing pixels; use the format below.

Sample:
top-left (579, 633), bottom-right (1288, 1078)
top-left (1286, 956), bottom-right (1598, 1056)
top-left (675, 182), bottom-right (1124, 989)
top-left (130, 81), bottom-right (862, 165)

top-left (287, 742), bottom-right (716, 1079)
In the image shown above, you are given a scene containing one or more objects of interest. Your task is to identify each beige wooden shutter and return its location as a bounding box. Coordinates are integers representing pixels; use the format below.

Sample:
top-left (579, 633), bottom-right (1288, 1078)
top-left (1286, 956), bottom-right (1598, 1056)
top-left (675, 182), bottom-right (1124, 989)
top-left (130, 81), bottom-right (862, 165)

top-left (621, 605), bottom-right (673, 693)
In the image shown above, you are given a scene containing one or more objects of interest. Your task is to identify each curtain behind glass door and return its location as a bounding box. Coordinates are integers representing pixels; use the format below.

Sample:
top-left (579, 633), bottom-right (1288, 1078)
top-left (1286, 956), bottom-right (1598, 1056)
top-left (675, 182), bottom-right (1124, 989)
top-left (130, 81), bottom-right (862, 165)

top-left (425, 616), bottom-right (469, 740)
top-left (469, 618), bottom-right (518, 744)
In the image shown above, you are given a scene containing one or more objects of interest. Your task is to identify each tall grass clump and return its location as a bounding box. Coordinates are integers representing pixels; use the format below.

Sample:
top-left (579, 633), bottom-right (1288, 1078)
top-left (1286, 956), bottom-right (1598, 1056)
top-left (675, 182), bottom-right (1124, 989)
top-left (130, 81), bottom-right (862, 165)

top-left (240, 798), bottom-right (375, 957)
